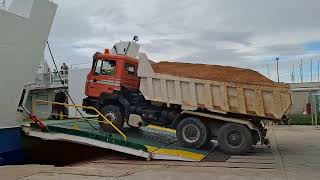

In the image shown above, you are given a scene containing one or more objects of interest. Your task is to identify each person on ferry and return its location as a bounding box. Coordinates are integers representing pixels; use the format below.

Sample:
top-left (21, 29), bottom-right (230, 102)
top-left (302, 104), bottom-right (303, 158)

top-left (60, 62), bottom-right (69, 75)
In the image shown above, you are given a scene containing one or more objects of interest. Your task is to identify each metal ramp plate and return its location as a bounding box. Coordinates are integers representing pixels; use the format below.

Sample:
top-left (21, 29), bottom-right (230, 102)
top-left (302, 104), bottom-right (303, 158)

top-left (22, 119), bottom-right (213, 161)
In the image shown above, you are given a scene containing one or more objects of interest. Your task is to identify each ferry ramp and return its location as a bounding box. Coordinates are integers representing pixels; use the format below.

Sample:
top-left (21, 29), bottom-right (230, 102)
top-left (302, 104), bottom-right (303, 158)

top-left (22, 119), bottom-right (214, 162)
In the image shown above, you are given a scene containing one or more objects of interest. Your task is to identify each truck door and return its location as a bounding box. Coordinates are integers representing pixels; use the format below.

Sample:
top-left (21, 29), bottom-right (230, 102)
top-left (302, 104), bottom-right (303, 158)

top-left (121, 62), bottom-right (140, 91)
top-left (87, 59), bottom-right (119, 97)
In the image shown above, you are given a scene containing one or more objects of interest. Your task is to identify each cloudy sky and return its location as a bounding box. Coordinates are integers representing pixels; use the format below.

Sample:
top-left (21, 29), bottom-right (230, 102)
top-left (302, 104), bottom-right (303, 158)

top-left (40, 0), bottom-right (320, 82)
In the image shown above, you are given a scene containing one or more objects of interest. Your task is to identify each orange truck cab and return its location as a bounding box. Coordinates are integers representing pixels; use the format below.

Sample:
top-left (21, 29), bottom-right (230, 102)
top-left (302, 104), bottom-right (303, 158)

top-left (83, 40), bottom-right (182, 134)
top-left (83, 49), bottom-right (141, 116)
top-left (85, 51), bottom-right (140, 97)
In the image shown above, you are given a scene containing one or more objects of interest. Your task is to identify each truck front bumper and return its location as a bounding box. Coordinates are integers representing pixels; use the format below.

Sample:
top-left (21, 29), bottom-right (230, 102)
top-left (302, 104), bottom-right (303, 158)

top-left (82, 97), bottom-right (99, 115)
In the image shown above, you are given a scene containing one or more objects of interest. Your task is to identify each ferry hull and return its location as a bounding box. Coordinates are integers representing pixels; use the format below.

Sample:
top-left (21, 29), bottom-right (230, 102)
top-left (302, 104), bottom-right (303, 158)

top-left (0, 127), bottom-right (22, 165)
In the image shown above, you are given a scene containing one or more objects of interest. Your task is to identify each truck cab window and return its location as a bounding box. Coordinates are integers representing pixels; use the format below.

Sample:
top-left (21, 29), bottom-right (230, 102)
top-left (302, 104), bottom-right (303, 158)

top-left (125, 63), bottom-right (135, 75)
top-left (94, 60), bottom-right (102, 74)
top-left (95, 60), bottom-right (116, 76)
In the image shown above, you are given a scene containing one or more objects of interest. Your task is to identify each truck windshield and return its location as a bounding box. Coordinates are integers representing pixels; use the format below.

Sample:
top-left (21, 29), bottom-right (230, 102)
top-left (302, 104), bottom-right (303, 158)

top-left (95, 60), bottom-right (116, 76)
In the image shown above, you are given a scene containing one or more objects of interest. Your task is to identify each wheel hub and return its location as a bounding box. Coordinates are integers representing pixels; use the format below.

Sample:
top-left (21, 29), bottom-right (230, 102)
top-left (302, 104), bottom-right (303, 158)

top-left (182, 124), bottom-right (200, 143)
top-left (105, 112), bottom-right (117, 123)
top-left (227, 130), bottom-right (243, 147)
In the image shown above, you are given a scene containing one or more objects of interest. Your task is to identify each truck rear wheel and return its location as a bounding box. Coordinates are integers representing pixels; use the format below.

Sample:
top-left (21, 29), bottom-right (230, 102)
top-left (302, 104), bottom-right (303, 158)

top-left (176, 117), bottom-right (210, 149)
top-left (99, 105), bottom-right (124, 132)
top-left (218, 123), bottom-right (252, 155)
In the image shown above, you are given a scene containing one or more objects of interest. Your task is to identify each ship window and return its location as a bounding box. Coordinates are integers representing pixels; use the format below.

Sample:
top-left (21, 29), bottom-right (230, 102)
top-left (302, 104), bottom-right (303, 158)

top-left (125, 63), bottom-right (135, 75)
top-left (37, 95), bottom-right (49, 105)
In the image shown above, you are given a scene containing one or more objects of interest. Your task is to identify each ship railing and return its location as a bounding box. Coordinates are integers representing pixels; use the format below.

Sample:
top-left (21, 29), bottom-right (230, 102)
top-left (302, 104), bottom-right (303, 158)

top-left (51, 70), bottom-right (69, 85)
top-left (33, 70), bottom-right (68, 85)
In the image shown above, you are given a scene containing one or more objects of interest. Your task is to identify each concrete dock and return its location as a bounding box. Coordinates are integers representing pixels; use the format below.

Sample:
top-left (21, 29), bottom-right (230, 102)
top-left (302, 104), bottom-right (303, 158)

top-left (1, 125), bottom-right (320, 180)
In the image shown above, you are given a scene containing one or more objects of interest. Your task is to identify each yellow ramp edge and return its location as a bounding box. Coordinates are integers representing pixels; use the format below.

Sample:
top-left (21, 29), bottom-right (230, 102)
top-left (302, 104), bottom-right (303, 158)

top-left (71, 123), bottom-right (81, 131)
top-left (146, 145), bottom-right (205, 161)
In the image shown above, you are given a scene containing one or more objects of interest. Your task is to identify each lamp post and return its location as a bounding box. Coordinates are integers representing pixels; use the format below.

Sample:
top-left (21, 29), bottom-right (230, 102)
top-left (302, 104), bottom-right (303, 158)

top-left (276, 58), bottom-right (279, 82)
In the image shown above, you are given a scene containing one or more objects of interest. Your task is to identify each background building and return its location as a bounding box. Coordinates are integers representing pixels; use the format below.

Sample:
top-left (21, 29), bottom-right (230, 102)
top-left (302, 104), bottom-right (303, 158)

top-left (289, 82), bottom-right (320, 114)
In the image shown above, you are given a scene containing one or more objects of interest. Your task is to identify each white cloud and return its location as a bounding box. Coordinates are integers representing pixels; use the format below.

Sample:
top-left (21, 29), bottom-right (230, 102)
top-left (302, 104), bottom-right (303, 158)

top-left (45, 0), bottom-right (320, 82)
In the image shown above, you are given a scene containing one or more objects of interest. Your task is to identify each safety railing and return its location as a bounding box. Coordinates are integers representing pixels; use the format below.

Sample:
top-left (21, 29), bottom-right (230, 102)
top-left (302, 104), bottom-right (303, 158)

top-left (32, 99), bottom-right (127, 141)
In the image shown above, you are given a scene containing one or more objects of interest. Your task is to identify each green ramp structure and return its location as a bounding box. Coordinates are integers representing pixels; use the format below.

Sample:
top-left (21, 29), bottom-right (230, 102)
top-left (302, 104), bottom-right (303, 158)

top-left (22, 119), bottom-right (214, 161)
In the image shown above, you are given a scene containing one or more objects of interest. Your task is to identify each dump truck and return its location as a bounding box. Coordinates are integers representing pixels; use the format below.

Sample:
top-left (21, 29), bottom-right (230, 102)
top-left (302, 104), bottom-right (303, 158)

top-left (83, 39), bottom-right (292, 154)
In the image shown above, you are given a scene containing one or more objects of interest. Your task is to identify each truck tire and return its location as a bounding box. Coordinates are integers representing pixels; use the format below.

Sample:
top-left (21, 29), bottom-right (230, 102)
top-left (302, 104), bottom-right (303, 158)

top-left (176, 117), bottom-right (209, 149)
top-left (218, 123), bottom-right (252, 155)
top-left (99, 105), bottom-right (124, 132)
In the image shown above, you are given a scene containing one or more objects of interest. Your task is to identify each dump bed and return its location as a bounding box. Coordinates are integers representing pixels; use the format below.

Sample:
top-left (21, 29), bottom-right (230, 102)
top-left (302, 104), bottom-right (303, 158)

top-left (137, 53), bottom-right (292, 120)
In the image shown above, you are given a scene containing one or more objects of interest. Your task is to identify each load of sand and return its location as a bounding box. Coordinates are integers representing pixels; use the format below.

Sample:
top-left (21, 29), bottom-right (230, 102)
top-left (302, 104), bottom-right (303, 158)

top-left (151, 61), bottom-right (285, 87)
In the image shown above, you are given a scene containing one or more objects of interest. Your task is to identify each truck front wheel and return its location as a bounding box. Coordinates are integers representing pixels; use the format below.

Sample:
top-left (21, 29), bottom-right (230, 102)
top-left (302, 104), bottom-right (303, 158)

top-left (99, 105), bottom-right (124, 132)
top-left (176, 117), bottom-right (210, 149)
top-left (218, 123), bottom-right (252, 155)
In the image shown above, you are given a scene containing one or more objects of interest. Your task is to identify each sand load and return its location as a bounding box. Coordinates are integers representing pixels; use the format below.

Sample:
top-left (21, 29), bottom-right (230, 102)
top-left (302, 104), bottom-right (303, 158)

top-left (151, 61), bottom-right (285, 87)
